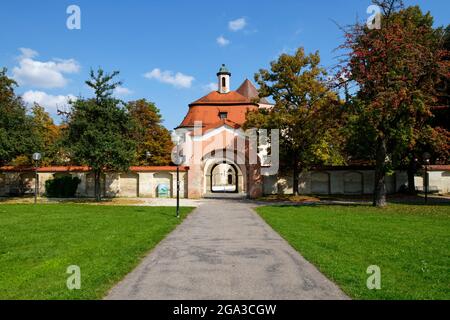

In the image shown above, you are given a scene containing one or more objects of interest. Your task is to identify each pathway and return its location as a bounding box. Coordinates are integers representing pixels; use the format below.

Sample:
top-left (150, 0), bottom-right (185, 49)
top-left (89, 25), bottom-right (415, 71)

top-left (105, 199), bottom-right (348, 300)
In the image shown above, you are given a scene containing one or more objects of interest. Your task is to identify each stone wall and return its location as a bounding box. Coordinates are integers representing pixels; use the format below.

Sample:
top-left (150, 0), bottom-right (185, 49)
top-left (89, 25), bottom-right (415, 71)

top-left (262, 168), bottom-right (450, 196)
top-left (414, 170), bottom-right (450, 194)
top-left (1, 165), bottom-right (449, 198)
top-left (0, 167), bottom-right (188, 198)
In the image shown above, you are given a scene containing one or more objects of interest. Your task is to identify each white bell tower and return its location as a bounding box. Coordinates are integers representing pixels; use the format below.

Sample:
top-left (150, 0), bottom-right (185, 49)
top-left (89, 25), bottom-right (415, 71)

top-left (217, 64), bottom-right (231, 94)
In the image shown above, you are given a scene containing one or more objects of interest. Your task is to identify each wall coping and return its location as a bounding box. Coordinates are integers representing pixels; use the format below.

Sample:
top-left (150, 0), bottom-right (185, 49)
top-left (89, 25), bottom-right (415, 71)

top-left (312, 165), bottom-right (450, 171)
top-left (0, 166), bottom-right (189, 173)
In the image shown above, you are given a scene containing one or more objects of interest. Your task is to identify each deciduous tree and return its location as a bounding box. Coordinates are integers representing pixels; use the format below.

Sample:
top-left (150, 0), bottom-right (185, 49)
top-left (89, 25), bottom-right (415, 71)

top-left (127, 99), bottom-right (173, 166)
top-left (65, 69), bottom-right (136, 201)
top-left (245, 48), bottom-right (344, 195)
top-left (338, 1), bottom-right (450, 206)
top-left (0, 68), bottom-right (35, 166)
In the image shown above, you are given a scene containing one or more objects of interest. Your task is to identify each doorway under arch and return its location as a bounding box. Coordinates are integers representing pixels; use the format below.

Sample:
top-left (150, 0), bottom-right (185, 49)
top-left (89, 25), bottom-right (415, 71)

top-left (210, 162), bottom-right (239, 193)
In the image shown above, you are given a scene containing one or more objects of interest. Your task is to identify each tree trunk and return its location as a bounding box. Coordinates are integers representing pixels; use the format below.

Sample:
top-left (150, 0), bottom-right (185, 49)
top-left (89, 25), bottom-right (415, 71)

top-left (292, 154), bottom-right (299, 195)
top-left (94, 170), bottom-right (101, 202)
top-left (373, 138), bottom-right (387, 207)
top-left (407, 158), bottom-right (417, 194)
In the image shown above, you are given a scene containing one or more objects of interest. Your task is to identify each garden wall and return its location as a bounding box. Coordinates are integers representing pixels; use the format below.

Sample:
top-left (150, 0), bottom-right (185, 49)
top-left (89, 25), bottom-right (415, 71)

top-left (0, 166), bottom-right (188, 198)
top-left (262, 166), bottom-right (450, 196)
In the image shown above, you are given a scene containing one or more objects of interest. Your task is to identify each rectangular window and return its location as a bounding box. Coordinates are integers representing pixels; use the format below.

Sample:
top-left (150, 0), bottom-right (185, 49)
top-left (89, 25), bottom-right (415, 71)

top-left (219, 112), bottom-right (228, 119)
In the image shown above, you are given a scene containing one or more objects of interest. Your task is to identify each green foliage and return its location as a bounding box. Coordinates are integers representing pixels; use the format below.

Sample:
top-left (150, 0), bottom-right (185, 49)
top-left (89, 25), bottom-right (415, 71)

top-left (30, 104), bottom-right (66, 166)
top-left (246, 48), bottom-right (344, 193)
top-left (44, 175), bottom-right (81, 198)
top-left (127, 99), bottom-right (173, 165)
top-left (339, 0), bottom-right (450, 205)
top-left (85, 68), bottom-right (122, 103)
top-left (65, 68), bottom-right (136, 200)
top-left (0, 68), bottom-right (36, 165)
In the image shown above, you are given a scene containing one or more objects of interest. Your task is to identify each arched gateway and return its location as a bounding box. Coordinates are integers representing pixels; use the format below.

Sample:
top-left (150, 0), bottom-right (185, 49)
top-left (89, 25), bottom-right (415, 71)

top-left (175, 65), bottom-right (272, 198)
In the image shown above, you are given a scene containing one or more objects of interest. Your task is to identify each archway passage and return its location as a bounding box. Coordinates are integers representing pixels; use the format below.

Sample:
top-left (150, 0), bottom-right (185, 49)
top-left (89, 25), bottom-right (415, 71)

top-left (210, 162), bottom-right (238, 193)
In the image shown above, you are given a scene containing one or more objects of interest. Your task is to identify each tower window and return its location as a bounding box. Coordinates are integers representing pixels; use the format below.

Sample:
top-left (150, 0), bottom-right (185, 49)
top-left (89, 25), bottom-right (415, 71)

top-left (222, 77), bottom-right (226, 88)
top-left (219, 112), bottom-right (228, 119)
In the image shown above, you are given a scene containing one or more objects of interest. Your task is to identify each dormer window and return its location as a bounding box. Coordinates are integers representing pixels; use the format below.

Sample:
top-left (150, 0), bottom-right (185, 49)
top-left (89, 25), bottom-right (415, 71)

top-left (219, 112), bottom-right (228, 119)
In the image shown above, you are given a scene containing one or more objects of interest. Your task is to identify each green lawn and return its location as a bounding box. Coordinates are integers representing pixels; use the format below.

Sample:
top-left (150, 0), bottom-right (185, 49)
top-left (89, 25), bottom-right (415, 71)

top-left (256, 204), bottom-right (450, 300)
top-left (0, 204), bottom-right (193, 299)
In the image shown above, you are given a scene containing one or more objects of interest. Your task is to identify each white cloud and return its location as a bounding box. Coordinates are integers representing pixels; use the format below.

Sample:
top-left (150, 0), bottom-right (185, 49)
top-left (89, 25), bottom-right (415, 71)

top-left (22, 90), bottom-right (76, 114)
top-left (228, 18), bottom-right (246, 31)
top-left (216, 35), bottom-right (230, 47)
top-left (203, 82), bottom-right (218, 92)
top-left (19, 48), bottom-right (38, 59)
top-left (144, 68), bottom-right (194, 88)
top-left (114, 85), bottom-right (133, 96)
top-left (12, 48), bottom-right (80, 89)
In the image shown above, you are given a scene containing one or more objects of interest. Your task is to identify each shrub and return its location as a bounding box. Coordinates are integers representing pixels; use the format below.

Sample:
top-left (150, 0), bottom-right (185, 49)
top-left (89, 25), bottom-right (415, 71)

top-left (45, 175), bottom-right (81, 198)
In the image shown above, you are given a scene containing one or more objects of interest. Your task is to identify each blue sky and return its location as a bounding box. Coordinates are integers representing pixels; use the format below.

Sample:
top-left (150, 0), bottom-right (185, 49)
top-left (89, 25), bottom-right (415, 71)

top-left (0, 0), bottom-right (448, 129)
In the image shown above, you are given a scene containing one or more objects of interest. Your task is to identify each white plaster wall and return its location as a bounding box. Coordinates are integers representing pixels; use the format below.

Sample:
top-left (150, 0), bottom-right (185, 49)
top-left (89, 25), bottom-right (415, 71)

top-left (138, 173), bottom-right (154, 197)
top-left (363, 171), bottom-right (374, 194)
top-left (153, 172), bottom-right (173, 197)
top-left (263, 170), bottom-right (415, 195)
top-left (118, 173), bottom-right (139, 197)
top-left (329, 171), bottom-right (344, 195)
top-left (37, 173), bottom-right (54, 196)
top-left (429, 171), bottom-right (450, 194)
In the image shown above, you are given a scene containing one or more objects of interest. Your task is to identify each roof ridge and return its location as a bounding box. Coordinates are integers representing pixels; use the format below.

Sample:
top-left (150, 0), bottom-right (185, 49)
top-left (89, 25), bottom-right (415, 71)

top-left (189, 90), bottom-right (255, 106)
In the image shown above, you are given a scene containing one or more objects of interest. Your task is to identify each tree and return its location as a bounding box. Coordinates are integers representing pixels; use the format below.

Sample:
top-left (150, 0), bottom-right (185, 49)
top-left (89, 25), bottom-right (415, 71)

top-left (127, 99), bottom-right (173, 165)
top-left (245, 48), bottom-right (344, 195)
top-left (338, 1), bottom-right (450, 206)
top-left (65, 68), bottom-right (136, 201)
top-left (30, 104), bottom-right (64, 166)
top-left (0, 68), bottom-right (35, 166)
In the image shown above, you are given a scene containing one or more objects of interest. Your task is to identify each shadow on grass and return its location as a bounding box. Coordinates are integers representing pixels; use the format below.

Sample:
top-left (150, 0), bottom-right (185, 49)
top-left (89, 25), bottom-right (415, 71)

top-left (322, 194), bottom-right (450, 206)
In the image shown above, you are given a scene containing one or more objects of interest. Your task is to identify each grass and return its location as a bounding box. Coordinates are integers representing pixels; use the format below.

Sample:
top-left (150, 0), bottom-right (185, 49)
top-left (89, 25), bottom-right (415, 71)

top-left (0, 204), bottom-right (193, 299)
top-left (256, 194), bottom-right (320, 203)
top-left (256, 204), bottom-right (450, 300)
top-left (0, 197), bottom-right (147, 205)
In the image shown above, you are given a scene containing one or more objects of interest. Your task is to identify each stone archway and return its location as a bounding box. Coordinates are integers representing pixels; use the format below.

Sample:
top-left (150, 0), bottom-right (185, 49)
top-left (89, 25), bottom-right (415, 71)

top-left (202, 155), bottom-right (246, 197)
top-left (210, 162), bottom-right (239, 193)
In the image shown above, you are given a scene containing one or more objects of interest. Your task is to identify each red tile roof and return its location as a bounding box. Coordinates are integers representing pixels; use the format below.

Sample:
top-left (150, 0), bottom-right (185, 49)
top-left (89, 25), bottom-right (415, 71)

top-left (189, 90), bottom-right (255, 106)
top-left (236, 79), bottom-right (271, 105)
top-left (178, 103), bottom-right (258, 128)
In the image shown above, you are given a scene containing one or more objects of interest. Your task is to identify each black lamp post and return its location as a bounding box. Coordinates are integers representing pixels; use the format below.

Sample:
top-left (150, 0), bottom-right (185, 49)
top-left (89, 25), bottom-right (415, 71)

top-left (172, 134), bottom-right (183, 219)
top-left (423, 152), bottom-right (431, 204)
top-left (32, 152), bottom-right (41, 204)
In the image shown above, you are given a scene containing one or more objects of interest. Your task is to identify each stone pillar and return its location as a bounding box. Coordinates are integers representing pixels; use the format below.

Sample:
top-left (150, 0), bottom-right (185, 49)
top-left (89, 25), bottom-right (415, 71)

top-left (188, 164), bottom-right (203, 198)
